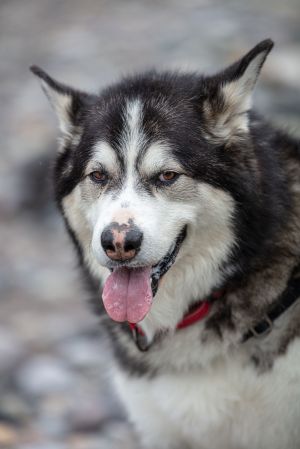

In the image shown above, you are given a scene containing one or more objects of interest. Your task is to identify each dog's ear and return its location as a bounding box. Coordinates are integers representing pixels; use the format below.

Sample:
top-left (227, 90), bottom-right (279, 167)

top-left (30, 66), bottom-right (92, 136)
top-left (203, 39), bottom-right (274, 142)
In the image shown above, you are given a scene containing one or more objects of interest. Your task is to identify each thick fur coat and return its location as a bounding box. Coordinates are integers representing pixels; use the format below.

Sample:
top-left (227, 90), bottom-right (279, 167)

top-left (32, 40), bottom-right (300, 449)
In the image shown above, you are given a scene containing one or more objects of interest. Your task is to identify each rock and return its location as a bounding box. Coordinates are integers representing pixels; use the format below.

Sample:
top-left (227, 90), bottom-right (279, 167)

top-left (267, 45), bottom-right (300, 90)
top-left (0, 423), bottom-right (18, 447)
top-left (68, 427), bottom-right (140, 449)
top-left (15, 356), bottom-right (76, 397)
top-left (35, 394), bottom-right (70, 439)
top-left (68, 395), bottom-right (113, 432)
top-left (0, 393), bottom-right (32, 423)
top-left (19, 444), bottom-right (67, 449)
top-left (58, 337), bottom-right (104, 370)
top-left (0, 328), bottom-right (24, 374)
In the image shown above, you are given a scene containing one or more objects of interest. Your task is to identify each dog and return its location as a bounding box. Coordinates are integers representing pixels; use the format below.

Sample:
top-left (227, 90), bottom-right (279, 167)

top-left (31, 39), bottom-right (300, 449)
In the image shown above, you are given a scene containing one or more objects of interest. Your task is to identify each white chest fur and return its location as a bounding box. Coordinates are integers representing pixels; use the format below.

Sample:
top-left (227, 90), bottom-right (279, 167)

top-left (114, 339), bottom-right (300, 449)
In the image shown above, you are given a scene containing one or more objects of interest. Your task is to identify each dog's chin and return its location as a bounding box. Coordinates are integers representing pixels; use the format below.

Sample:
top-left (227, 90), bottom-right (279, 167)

top-left (101, 226), bottom-right (187, 323)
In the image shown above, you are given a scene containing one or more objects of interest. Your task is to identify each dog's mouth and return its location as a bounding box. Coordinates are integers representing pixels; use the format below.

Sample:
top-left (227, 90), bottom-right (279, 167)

top-left (102, 226), bottom-right (187, 323)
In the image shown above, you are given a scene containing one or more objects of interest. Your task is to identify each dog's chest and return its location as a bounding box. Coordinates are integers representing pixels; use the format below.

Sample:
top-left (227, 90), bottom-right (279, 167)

top-left (114, 339), bottom-right (300, 449)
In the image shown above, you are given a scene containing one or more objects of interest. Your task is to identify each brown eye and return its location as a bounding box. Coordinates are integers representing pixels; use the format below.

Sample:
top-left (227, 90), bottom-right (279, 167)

top-left (158, 171), bottom-right (179, 183)
top-left (89, 171), bottom-right (108, 184)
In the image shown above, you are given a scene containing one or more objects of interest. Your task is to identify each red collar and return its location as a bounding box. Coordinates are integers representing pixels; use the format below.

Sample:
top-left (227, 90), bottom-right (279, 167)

top-left (129, 289), bottom-right (223, 347)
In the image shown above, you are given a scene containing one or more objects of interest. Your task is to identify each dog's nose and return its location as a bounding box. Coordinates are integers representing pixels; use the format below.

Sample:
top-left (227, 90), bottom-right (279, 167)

top-left (101, 224), bottom-right (143, 261)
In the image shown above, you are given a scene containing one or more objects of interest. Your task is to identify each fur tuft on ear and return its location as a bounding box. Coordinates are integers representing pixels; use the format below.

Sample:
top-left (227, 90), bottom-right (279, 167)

top-left (30, 65), bottom-right (90, 136)
top-left (203, 39), bottom-right (274, 142)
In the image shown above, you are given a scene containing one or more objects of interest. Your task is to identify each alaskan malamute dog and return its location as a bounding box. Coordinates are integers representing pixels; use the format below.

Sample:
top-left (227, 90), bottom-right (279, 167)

top-left (31, 39), bottom-right (300, 449)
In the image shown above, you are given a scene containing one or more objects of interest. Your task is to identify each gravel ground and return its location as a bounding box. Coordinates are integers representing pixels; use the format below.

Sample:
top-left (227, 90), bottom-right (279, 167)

top-left (1, 0), bottom-right (300, 447)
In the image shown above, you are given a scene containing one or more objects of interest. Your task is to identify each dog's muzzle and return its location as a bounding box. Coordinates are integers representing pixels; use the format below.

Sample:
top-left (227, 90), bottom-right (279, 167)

top-left (101, 225), bottom-right (187, 323)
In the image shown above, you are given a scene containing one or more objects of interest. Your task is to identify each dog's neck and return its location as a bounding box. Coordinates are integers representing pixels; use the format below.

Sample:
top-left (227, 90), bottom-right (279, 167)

top-left (139, 251), bottom-right (228, 340)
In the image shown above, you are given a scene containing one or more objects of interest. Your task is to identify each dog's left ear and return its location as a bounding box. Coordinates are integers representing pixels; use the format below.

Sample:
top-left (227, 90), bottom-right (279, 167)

top-left (203, 39), bottom-right (274, 142)
top-left (30, 65), bottom-right (93, 136)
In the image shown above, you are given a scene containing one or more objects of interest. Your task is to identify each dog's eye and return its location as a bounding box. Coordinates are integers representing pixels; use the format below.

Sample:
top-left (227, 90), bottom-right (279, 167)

top-left (89, 171), bottom-right (108, 184)
top-left (158, 171), bottom-right (179, 183)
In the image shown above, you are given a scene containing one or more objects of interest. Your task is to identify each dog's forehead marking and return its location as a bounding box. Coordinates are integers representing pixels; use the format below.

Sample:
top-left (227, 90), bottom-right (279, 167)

top-left (122, 99), bottom-right (144, 171)
top-left (140, 143), bottom-right (182, 175)
top-left (122, 100), bottom-right (182, 177)
top-left (86, 141), bottom-right (119, 173)
top-left (115, 98), bottom-right (146, 204)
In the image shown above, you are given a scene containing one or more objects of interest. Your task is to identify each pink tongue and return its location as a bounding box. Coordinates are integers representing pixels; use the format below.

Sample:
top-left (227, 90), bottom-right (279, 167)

top-left (102, 267), bottom-right (153, 323)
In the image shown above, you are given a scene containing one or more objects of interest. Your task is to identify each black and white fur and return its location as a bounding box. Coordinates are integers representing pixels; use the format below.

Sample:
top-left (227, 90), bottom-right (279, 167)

top-left (32, 40), bottom-right (300, 449)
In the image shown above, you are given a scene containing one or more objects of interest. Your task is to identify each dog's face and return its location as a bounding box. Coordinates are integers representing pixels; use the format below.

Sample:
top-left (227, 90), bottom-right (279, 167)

top-left (32, 39), bottom-right (273, 325)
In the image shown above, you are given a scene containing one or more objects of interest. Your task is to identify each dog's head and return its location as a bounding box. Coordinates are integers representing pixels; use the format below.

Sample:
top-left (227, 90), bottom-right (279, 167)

top-left (32, 40), bottom-right (274, 326)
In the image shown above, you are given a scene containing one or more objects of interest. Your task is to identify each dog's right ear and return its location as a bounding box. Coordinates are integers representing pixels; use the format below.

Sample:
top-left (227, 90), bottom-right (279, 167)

top-left (30, 66), bottom-right (92, 136)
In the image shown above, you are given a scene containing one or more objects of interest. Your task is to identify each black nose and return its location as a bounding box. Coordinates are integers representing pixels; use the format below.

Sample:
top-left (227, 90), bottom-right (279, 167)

top-left (101, 224), bottom-right (143, 261)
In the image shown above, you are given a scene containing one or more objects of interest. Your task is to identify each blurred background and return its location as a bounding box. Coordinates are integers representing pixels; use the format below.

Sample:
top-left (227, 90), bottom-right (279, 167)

top-left (1, 0), bottom-right (300, 447)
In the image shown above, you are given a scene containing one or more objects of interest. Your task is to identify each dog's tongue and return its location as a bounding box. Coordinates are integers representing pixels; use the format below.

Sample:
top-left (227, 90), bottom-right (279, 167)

top-left (102, 267), bottom-right (153, 323)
